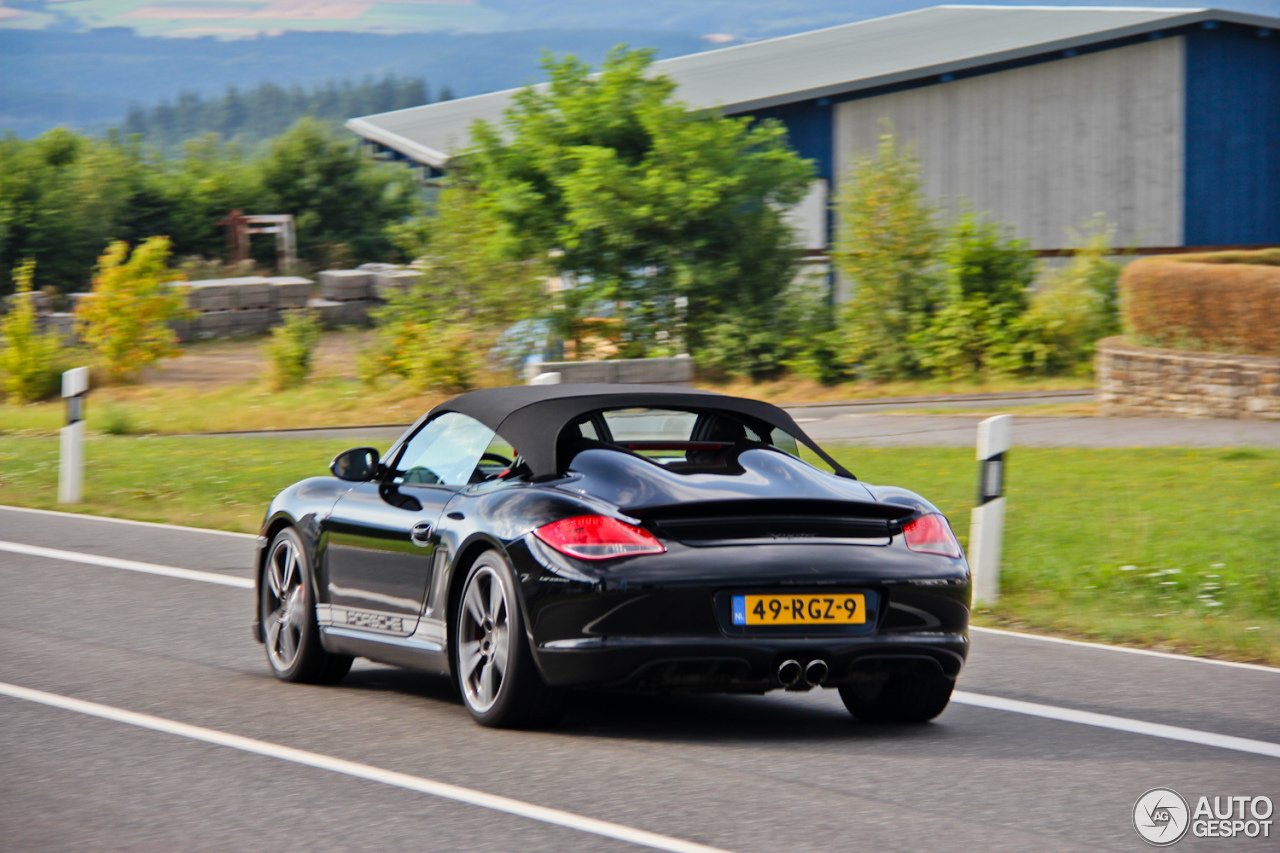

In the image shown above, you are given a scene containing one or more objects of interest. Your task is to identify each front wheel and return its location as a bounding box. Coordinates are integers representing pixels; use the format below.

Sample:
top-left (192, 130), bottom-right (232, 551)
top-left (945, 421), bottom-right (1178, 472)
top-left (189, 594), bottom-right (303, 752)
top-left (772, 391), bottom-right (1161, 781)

top-left (453, 550), bottom-right (562, 728)
top-left (838, 672), bottom-right (954, 723)
top-left (260, 527), bottom-right (353, 685)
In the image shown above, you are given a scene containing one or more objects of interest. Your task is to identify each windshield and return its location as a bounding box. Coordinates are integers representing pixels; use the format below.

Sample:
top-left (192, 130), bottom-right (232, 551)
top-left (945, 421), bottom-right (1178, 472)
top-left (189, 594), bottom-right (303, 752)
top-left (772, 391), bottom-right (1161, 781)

top-left (560, 407), bottom-right (803, 472)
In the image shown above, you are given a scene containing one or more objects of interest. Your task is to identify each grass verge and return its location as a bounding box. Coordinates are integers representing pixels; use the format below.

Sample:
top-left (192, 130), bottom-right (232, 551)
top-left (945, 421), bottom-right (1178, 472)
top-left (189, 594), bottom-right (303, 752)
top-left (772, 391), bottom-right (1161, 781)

top-left (0, 436), bottom-right (1274, 664)
top-left (0, 374), bottom-right (1092, 436)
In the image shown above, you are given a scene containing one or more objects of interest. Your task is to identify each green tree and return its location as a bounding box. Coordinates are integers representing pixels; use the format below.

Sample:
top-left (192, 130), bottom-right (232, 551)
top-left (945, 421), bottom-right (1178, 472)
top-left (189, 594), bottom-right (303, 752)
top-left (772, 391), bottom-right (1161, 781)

top-left (76, 237), bottom-right (189, 383)
top-left (918, 213), bottom-right (1037, 378)
top-left (0, 260), bottom-right (66, 402)
top-left (362, 186), bottom-right (546, 392)
top-left (256, 118), bottom-right (421, 266)
top-left (832, 131), bottom-right (941, 380)
top-left (465, 47), bottom-right (814, 357)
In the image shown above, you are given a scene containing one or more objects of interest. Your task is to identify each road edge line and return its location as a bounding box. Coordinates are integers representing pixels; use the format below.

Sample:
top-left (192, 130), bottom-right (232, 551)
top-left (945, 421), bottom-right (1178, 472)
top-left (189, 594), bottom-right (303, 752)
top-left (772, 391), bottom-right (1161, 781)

top-left (0, 681), bottom-right (733, 853)
top-left (0, 540), bottom-right (253, 589)
top-left (970, 626), bottom-right (1279, 674)
top-left (0, 504), bottom-right (257, 539)
top-left (952, 691), bottom-right (1280, 759)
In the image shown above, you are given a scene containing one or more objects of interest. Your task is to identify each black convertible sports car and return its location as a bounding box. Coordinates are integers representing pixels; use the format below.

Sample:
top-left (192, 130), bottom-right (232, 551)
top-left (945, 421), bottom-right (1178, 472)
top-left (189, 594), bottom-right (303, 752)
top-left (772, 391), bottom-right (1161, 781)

top-left (252, 384), bottom-right (970, 727)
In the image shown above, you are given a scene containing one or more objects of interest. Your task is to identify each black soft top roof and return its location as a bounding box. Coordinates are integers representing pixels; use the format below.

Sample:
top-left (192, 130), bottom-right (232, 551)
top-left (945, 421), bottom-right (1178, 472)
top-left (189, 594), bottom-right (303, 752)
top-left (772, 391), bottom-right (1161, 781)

top-left (424, 383), bottom-right (852, 478)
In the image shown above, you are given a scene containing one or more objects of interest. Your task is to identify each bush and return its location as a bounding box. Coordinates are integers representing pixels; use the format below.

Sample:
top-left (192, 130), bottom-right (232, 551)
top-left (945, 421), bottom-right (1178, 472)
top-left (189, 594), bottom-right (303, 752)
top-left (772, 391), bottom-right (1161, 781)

top-left (832, 130), bottom-right (941, 381)
top-left (76, 237), bottom-right (189, 383)
top-left (1123, 250), bottom-right (1280, 357)
top-left (916, 214), bottom-right (1036, 379)
top-left (1008, 229), bottom-right (1121, 375)
top-left (361, 187), bottom-right (542, 393)
top-left (0, 260), bottom-right (69, 403)
top-left (264, 309), bottom-right (322, 390)
top-left (101, 404), bottom-right (136, 435)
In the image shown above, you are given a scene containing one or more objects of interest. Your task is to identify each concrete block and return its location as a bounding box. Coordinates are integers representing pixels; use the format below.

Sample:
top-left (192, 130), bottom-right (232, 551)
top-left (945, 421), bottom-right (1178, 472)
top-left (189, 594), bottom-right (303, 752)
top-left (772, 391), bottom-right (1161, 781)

top-left (220, 276), bottom-right (275, 309)
top-left (186, 281), bottom-right (237, 312)
top-left (40, 313), bottom-right (79, 344)
top-left (229, 307), bottom-right (280, 336)
top-left (4, 291), bottom-right (52, 314)
top-left (308, 298), bottom-right (374, 328)
top-left (267, 277), bottom-right (313, 309)
top-left (532, 356), bottom-right (694, 386)
top-left (318, 270), bottom-right (374, 302)
top-left (374, 269), bottom-right (419, 298)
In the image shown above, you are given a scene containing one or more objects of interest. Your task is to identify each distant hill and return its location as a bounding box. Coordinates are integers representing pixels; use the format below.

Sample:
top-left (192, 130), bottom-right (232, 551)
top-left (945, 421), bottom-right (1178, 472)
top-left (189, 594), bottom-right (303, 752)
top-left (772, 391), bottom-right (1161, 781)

top-left (120, 76), bottom-right (433, 151)
top-left (3, 0), bottom-right (1277, 137)
top-left (0, 27), bottom-right (710, 137)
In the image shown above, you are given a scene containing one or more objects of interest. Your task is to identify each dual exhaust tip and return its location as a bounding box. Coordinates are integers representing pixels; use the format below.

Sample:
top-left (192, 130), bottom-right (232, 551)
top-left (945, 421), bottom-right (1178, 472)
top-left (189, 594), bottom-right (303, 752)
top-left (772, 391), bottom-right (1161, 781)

top-left (778, 659), bottom-right (828, 687)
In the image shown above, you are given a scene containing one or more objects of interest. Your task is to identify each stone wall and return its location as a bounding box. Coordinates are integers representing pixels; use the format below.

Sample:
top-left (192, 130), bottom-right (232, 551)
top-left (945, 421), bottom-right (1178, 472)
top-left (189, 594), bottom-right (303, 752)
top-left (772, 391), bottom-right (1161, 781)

top-left (1096, 336), bottom-right (1280, 420)
top-left (528, 356), bottom-right (694, 386)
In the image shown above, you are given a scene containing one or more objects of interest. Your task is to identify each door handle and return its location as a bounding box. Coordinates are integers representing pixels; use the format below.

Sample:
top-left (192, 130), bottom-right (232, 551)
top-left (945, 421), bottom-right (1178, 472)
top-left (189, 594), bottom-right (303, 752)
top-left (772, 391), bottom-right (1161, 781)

top-left (410, 521), bottom-right (434, 547)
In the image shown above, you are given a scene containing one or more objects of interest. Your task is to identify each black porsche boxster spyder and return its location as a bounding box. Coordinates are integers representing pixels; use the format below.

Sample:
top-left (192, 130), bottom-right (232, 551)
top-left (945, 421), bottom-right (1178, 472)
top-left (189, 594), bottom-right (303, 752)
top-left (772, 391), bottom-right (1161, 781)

top-left (252, 384), bottom-right (970, 727)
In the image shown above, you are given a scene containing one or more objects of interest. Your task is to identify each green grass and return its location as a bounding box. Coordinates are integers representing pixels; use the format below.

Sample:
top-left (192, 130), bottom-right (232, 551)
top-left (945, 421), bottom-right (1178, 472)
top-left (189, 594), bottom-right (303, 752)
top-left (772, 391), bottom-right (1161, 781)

top-left (832, 446), bottom-right (1280, 665)
top-left (0, 436), bottom-right (1275, 664)
top-left (0, 435), bottom-right (357, 533)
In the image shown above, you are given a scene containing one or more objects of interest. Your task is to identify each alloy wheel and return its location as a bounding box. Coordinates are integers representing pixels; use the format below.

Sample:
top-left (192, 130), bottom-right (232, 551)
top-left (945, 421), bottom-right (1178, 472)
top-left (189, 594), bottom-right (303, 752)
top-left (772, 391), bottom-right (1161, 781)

top-left (265, 537), bottom-right (306, 673)
top-left (458, 566), bottom-right (510, 713)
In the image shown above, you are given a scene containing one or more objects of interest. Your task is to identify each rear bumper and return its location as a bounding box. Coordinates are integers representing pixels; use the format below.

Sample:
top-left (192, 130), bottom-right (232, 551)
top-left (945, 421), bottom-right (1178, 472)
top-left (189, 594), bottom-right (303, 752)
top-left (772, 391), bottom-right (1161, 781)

top-left (535, 632), bottom-right (968, 691)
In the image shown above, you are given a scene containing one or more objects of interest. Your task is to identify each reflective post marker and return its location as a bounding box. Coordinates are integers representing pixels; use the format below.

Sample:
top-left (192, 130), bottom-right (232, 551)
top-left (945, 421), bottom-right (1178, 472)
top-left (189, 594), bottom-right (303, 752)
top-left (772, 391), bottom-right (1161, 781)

top-left (969, 415), bottom-right (1010, 605)
top-left (58, 367), bottom-right (89, 504)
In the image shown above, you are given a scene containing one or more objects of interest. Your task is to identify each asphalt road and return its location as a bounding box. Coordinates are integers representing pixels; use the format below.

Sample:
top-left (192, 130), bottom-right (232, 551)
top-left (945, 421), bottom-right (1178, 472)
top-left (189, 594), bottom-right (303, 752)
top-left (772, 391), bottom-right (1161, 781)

top-left (2, 505), bottom-right (1277, 852)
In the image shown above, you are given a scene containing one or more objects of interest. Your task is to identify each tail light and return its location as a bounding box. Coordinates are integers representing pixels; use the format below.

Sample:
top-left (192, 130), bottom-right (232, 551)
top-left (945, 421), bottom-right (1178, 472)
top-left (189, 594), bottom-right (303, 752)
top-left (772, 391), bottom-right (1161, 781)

top-left (902, 513), bottom-right (962, 558)
top-left (533, 515), bottom-right (666, 560)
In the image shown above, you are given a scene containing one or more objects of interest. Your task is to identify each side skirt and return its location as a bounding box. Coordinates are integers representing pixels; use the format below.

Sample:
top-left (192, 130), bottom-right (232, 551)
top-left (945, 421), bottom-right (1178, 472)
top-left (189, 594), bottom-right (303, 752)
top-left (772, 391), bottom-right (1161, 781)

top-left (320, 617), bottom-right (451, 675)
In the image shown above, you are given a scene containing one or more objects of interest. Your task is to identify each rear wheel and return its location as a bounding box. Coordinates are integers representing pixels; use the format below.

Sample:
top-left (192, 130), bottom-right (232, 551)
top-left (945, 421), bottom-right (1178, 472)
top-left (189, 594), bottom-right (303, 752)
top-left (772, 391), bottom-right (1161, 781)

top-left (260, 527), bottom-right (352, 685)
top-left (453, 550), bottom-right (562, 728)
top-left (838, 672), bottom-right (954, 723)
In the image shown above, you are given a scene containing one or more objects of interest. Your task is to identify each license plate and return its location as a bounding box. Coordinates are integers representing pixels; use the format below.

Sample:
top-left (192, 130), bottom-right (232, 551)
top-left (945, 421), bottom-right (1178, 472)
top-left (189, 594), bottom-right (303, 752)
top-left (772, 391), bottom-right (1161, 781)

top-left (731, 593), bottom-right (866, 626)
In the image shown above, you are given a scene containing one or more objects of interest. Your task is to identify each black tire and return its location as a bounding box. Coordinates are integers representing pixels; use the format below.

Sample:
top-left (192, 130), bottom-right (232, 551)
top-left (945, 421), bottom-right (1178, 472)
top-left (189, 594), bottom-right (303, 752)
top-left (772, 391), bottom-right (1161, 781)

top-left (452, 549), bottom-right (563, 728)
top-left (838, 672), bottom-right (955, 723)
top-left (260, 527), bottom-right (353, 685)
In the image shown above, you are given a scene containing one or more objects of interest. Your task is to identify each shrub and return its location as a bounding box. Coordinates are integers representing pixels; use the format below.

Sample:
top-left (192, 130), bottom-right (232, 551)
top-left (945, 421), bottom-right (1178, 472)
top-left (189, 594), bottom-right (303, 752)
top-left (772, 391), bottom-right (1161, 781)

top-left (362, 187), bottom-right (542, 393)
top-left (1008, 230), bottom-right (1122, 375)
top-left (264, 309), bottom-right (322, 390)
top-left (101, 404), bottom-right (136, 435)
top-left (1122, 250), bottom-right (1280, 357)
top-left (0, 260), bottom-right (68, 403)
top-left (916, 214), bottom-right (1036, 379)
top-left (76, 237), bottom-right (189, 383)
top-left (832, 131), bottom-right (941, 380)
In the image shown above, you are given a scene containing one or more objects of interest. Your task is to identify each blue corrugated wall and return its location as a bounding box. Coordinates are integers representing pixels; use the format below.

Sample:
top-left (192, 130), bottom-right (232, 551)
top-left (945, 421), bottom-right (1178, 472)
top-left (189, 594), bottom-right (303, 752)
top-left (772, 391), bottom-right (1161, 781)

top-left (741, 101), bottom-right (834, 182)
top-left (1184, 25), bottom-right (1280, 245)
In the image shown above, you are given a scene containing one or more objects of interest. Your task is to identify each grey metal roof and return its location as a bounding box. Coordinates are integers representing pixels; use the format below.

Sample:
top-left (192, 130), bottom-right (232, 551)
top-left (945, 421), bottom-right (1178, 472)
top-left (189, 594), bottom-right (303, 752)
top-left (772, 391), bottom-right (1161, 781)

top-left (347, 5), bottom-right (1280, 168)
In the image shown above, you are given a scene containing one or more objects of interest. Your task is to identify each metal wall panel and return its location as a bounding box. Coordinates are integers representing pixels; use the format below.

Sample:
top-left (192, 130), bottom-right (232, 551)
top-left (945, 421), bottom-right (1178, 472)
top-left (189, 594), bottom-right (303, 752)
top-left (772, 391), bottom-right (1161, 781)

top-left (833, 38), bottom-right (1185, 249)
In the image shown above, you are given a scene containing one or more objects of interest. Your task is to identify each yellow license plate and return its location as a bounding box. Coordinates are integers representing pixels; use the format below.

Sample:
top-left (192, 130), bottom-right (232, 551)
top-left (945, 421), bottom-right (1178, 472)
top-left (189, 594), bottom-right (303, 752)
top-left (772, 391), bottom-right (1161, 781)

top-left (732, 593), bottom-right (866, 626)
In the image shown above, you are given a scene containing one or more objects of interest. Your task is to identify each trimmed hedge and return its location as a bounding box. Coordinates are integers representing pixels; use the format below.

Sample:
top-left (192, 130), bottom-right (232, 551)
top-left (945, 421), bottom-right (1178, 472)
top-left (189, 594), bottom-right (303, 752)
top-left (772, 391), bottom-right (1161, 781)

top-left (1122, 250), bottom-right (1280, 357)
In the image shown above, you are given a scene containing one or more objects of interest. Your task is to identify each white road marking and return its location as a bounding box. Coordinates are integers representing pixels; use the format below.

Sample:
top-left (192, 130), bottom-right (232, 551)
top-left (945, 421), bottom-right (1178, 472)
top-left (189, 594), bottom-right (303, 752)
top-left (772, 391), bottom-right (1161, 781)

top-left (0, 681), bottom-right (734, 853)
top-left (971, 626), bottom-right (1278, 674)
top-left (0, 504), bottom-right (257, 539)
top-left (952, 691), bottom-right (1280, 759)
top-left (7, 536), bottom-right (1277, 757)
top-left (0, 540), bottom-right (253, 589)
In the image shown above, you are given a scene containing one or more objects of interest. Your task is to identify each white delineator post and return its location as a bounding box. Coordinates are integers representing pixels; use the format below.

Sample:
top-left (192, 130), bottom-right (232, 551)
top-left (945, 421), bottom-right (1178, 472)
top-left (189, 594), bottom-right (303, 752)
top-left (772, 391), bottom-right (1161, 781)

top-left (969, 414), bottom-right (1010, 605)
top-left (58, 367), bottom-right (89, 504)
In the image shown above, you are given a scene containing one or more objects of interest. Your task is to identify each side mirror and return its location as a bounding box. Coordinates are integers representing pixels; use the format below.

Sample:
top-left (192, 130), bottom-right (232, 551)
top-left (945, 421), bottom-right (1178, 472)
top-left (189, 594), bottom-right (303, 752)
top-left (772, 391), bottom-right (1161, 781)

top-left (330, 447), bottom-right (381, 482)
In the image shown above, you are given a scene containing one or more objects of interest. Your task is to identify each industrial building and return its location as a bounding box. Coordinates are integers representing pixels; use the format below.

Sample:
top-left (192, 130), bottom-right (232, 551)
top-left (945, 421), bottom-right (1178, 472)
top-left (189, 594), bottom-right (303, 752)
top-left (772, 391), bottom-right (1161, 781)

top-left (348, 5), bottom-right (1280, 254)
